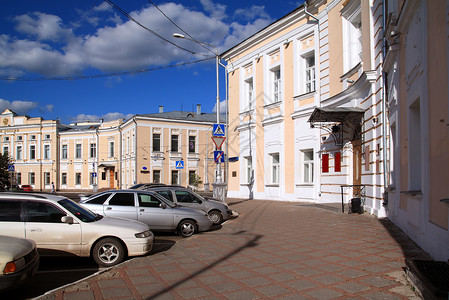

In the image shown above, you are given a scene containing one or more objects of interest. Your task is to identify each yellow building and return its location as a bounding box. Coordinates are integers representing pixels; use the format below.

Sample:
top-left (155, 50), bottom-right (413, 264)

top-left (1, 105), bottom-right (221, 192)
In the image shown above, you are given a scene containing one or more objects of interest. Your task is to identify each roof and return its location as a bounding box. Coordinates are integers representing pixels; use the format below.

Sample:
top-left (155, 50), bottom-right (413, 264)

top-left (137, 111), bottom-right (225, 123)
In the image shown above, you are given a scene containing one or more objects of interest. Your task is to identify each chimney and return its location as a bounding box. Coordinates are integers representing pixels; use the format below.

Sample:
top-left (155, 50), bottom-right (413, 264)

top-left (159, 106), bottom-right (164, 113)
top-left (196, 104), bottom-right (201, 115)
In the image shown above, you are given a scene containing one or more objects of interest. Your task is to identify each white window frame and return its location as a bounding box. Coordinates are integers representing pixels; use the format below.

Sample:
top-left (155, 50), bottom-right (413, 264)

top-left (244, 78), bottom-right (254, 111)
top-left (171, 135), bottom-right (179, 152)
top-left (271, 68), bottom-right (281, 103)
top-left (75, 173), bottom-right (81, 185)
top-left (342, 1), bottom-right (362, 73)
top-left (62, 144), bottom-right (68, 159)
top-left (61, 173), bottom-right (67, 185)
top-left (44, 144), bottom-right (50, 160)
top-left (109, 141), bottom-right (114, 158)
top-left (44, 172), bottom-right (50, 185)
top-left (270, 153), bottom-right (280, 185)
top-left (301, 150), bottom-right (314, 184)
top-left (16, 146), bottom-right (22, 160)
top-left (75, 144), bottom-right (82, 159)
top-left (304, 54), bottom-right (316, 93)
top-left (90, 143), bottom-right (96, 158)
top-left (29, 145), bottom-right (36, 160)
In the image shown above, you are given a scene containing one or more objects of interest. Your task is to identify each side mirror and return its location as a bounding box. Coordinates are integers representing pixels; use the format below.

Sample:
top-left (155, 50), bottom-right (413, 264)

top-left (61, 216), bottom-right (74, 224)
top-left (159, 202), bottom-right (167, 209)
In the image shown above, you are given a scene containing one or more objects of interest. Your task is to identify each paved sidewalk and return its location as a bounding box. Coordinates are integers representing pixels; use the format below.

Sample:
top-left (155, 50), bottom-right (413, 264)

top-left (38, 198), bottom-right (431, 300)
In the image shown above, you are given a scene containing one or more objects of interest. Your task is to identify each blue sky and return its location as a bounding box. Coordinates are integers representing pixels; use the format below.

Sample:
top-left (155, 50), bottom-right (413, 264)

top-left (0, 0), bottom-right (304, 124)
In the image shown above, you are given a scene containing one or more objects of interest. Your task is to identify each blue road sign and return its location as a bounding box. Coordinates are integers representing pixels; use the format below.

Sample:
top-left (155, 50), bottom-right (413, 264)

top-left (92, 172), bottom-right (97, 177)
top-left (214, 151), bottom-right (225, 163)
top-left (175, 161), bottom-right (184, 169)
top-left (213, 124), bottom-right (225, 137)
top-left (7, 165), bottom-right (14, 172)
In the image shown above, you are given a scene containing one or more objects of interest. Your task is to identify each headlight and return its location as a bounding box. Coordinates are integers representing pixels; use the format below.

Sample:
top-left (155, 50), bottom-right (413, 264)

top-left (135, 230), bottom-right (152, 238)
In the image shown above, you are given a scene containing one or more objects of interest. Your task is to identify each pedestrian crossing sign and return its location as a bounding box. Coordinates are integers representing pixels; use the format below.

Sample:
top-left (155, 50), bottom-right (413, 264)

top-left (175, 161), bottom-right (184, 169)
top-left (213, 124), bottom-right (225, 136)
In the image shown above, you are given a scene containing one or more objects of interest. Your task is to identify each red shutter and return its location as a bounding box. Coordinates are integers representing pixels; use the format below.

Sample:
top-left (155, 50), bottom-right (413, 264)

top-left (322, 153), bottom-right (329, 173)
top-left (334, 151), bottom-right (341, 172)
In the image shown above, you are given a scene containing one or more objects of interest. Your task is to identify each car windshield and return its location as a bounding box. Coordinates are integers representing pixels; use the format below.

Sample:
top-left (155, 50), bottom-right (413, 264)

top-left (58, 198), bottom-right (100, 222)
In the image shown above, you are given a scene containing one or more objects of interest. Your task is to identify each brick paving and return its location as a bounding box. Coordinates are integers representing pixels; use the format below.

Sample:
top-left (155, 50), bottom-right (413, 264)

top-left (37, 198), bottom-right (431, 299)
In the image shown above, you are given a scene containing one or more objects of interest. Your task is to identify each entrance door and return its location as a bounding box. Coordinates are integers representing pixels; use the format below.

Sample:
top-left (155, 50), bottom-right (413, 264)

top-left (109, 169), bottom-right (114, 188)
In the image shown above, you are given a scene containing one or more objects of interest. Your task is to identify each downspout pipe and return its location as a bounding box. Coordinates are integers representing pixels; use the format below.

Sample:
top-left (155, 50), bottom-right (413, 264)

top-left (133, 117), bottom-right (138, 186)
top-left (381, 0), bottom-right (389, 206)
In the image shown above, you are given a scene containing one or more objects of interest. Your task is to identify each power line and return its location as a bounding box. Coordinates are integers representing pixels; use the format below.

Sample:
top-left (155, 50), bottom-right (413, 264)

top-left (104, 0), bottom-right (205, 56)
top-left (147, 0), bottom-right (215, 56)
top-left (0, 58), bottom-right (214, 81)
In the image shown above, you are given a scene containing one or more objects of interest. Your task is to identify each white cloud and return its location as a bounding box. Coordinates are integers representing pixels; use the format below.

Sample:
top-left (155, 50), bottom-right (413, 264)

top-left (0, 2), bottom-right (272, 77)
top-left (0, 98), bottom-right (38, 115)
top-left (212, 99), bottom-right (227, 114)
top-left (71, 112), bottom-right (133, 123)
top-left (234, 6), bottom-right (270, 21)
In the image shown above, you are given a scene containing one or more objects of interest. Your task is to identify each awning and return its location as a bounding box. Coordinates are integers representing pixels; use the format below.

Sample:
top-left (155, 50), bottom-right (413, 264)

top-left (308, 107), bottom-right (365, 127)
top-left (98, 163), bottom-right (115, 168)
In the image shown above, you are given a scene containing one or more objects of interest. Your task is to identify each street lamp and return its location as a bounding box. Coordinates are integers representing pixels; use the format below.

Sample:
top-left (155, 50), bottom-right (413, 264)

top-left (173, 33), bottom-right (226, 201)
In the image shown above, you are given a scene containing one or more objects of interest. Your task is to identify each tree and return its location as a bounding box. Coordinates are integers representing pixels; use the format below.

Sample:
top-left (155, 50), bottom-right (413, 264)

top-left (0, 153), bottom-right (12, 190)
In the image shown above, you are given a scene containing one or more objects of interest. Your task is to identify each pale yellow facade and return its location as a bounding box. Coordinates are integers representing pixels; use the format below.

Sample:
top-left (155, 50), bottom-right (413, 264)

top-left (1, 107), bottom-right (218, 193)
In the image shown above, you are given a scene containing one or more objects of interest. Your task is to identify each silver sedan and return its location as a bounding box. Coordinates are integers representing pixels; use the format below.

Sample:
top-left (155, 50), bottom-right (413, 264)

top-left (79, 190), bottom-right (213, 238)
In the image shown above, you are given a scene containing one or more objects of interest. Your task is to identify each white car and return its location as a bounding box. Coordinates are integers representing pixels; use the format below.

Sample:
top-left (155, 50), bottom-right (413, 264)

top-left (0, 235), bottom-right (40, 291)
top-left (0, 193), bottom-right (154, 267)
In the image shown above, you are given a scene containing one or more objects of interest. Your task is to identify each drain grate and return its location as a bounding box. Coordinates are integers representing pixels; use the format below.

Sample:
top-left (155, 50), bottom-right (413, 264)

top-left (406, 259), bottom-right (449, 299)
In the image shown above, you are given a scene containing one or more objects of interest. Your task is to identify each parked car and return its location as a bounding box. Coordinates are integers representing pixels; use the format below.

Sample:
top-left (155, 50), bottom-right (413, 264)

top-left (129, 183), bottom-right (166, 190)
top-left (144, 185), bottom-right (233, 225)
top-left (20, 185), bottom-right (33, 192)
top-left (0, 193), bottom-right (154, 267)
top-left (79, 190), bottom-right (213, 238)
top-left (0, 235), bottom-right (40, 291)
top-left (9, 185), bottom-right (23, 192)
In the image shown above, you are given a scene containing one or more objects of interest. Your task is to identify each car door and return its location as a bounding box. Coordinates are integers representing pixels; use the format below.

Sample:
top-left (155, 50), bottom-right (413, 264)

top-left (136, 193), bottom-right (175, 230)
top-left (0, 199), bottom-right (25, 238)
top-left (103, 192), bottom-right (138, 221)
top-left (174, 190), bottom-right (204, 211)
top-left (25, 200), bottom-right (82, 256)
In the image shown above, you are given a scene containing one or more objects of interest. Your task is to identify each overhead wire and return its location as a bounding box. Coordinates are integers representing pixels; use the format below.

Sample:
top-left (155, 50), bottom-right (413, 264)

top-left (0, 58), bottom-right (214, 81)
top-left (147, 0), bottom-right (216, 56)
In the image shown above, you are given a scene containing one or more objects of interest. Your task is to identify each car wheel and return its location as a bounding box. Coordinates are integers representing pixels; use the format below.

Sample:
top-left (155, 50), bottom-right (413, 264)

top-left (177, 220), bottom-right (197, 238)
top-left (92, 238), bottom-right (125, 267)
top-left (208, 210), bottom-right (223, 225)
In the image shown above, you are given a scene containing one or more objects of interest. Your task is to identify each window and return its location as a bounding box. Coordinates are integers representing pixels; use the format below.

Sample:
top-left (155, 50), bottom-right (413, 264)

top-left (62, 145), bottom-right (67, 159)
top-left (245, 156), bottom-right (253, 184)
top-left (409, 99), bottom-right (421, 190)
top-left (17, 136), bottom-right (22, 141)
top-left (29, 172), bottom-right (35, 185)
top-left (16, 146), bottom-right (22, 160)
top-left (26, 202), bottom-right (65, 223)
top-left (3, 146), bottom-right (8, 156)
top-left (44, 145), bottom-right (50, 159)
top-left (90, 143), bottom-right (96, 158)
top-left (45, 134), bottom-right (50, 140)
top-left (44, 172), bottom-right (50, 185)
top-left (30, 145), bottom-right (36, 160)
top-left (17, 173), bottom-right (21, 185)
top-left (171, 170), bottom-right (179, 185)
top-left (271, 153), bottom-right (280, 184)
top-left (138, 194), bottom-right (162, 208)
top-left (3, 136), bottom-right (9, 142)
top-left (75, 144), bottom-right (81, 159)
top-left (61, 173), bottom-right (67, 185)
top-left (86, 193), bottom-right (111, 205)
top-left (189, 171), bottom-right (196, 185)
top-left (342, 2), bottom-right (362, 72)
top-left (272, 68), bottom-right (281, 103)
top-left (155, 190), bottom-right (173, 201)
top-left (75, 173), bottom-right (81, 185)
top-left (189, 136), bottom-right (196, 153)
top-left (171, 135), bottom-right (179, 152)
top-left (244, 78), bottom-right (254, 111)
top-left (30, 135), bottom-right (36, 140)
top-left (305, 54), bottom-right (316, 93)
top-left (102, 172), bottom-right (106, 180)
top-left (322, 153), bottom-right (329, 173)
top-left (175, 190), bottom-right (200, 204)
top-left (153, 133), bottom-right (161, 152)
top-left (302, 150), bottom-right (314, 183)
top-left (109, 193), bottom-right (134, 206)
top-left (0, 200), bottom-right (21, 222)
top-left (109, 141), bottom-right (114, 158)
top-left (153, 170), bottom-right (161, 183)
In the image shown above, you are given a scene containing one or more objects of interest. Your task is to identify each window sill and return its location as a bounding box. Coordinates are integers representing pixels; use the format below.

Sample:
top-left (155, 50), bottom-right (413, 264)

top-left (296, 183), bottom-right (313, 187)
top-left (400, 190), bottom-right (422, 200)
top-left (265, 184), bottom-right (279, 187)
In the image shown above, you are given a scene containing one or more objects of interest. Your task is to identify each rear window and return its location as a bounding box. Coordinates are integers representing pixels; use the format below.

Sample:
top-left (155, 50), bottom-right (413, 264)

top-left (155, 191), bottom-right (174, 201)
top-left (0, 200), bottom-right (22, 221)
top-left (86, 193), bottom-right (111, 205)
